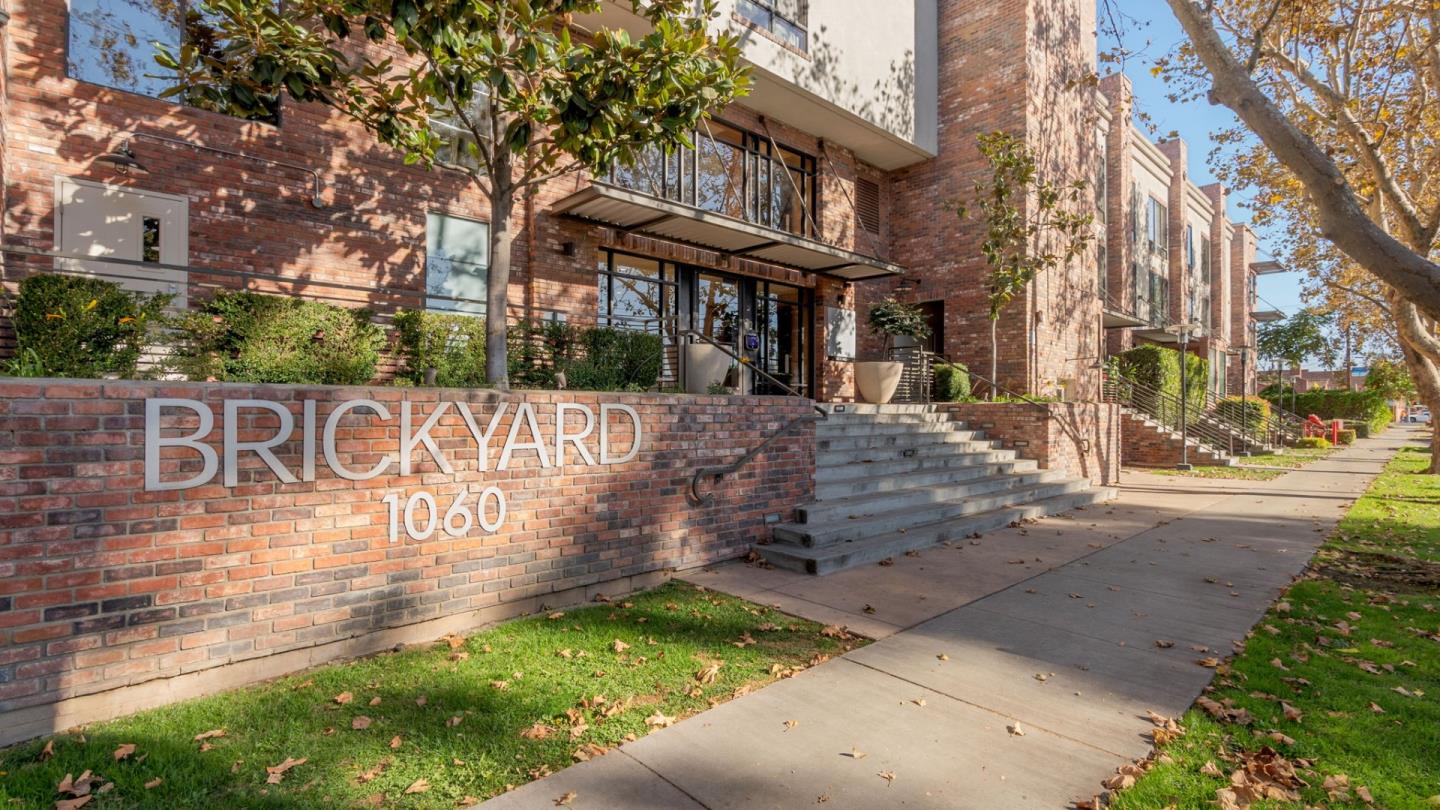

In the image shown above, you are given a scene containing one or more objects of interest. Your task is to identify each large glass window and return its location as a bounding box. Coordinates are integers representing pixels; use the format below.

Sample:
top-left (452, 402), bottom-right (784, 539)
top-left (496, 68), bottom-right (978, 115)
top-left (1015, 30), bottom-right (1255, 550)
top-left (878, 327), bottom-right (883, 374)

top-left (68, 0), bottom-right (278, 121)
top-left (1146, 196), bottom-right (1168, 254)
top-left (426, 213), bottom-right (489, 315)
top-left (596, 251), bottom-right (677, 333)
top-left (756, 281), bottom-right (809, 396)
top-left (736, 0), bottom-right (808, 51)
top-left (609, 120), bottom-right (819, 238)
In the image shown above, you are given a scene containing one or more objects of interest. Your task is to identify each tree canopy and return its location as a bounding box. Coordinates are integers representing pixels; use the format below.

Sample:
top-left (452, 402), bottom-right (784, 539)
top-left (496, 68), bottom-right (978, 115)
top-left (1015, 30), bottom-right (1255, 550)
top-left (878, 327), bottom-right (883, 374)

top-left (159, 0), bottom-right (749, 386)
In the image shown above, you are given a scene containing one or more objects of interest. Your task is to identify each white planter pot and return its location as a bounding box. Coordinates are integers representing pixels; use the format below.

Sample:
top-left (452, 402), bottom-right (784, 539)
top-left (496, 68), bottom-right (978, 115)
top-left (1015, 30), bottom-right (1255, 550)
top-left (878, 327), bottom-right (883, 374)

top-left (855, 360), bottom-right (904, 404)
top-left (684, 343), bottom-right (734, 394)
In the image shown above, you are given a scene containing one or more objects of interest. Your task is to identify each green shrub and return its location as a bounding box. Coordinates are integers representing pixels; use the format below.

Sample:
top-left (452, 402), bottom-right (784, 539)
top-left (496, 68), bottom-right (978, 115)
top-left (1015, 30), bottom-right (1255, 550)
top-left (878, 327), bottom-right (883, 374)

top-left (1336, 429), bottom-right (1356, 445)
top-left (1215, 395), bottom-right (1270, 427)
top-left (1295, 436), bottom-right (1332, 450)
top-left (1112, 344), bottom-right (1207, 425)
top-left (1264, 389), bottom-right (1392, 435)
top-left (933, 361), bottom-right (971, 402)
top-left (560, 328), bottom-right (663, 392)
top-left (170, 291), bottom-right (383, 385)
top-left (392, 310), bottom-right (488, 387)
top-left (508, 319), bottom-right (582, 389)
top-left (9, 273), bottom-right (168, 378)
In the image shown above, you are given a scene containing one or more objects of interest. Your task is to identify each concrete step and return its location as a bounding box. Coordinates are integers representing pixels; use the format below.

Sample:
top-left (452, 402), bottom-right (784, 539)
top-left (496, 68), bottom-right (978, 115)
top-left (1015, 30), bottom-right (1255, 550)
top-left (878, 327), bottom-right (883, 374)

top-left (815, 458), bottom-right (1041, 499)
top-left (818, 403), bottom-right (945, 415)
top-left (816, 420), bottom-right (967, 438)
top-left (774, 477), bottom-right (1097, 548)
top-left (760, 488), bottom-right (1118, 575)
top-left (815, 450), bottom-right (1029, 484)
top-left (798, 469), bottom-right (1069, 523)
top-left (818, 437), bottom-right (1005, 467)
top-left (817, 429), bottom-right (992, 454)
top-left (821, 411), bottom-right (962, 426)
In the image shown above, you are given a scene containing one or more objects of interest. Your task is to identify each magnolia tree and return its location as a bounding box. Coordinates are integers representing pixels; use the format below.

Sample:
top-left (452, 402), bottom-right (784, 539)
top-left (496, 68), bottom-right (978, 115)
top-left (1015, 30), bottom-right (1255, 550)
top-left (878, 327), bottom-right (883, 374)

top-left (160, 0), bottom-right (748, 387)
top-left (952, 132), bottom-right (1093, 397)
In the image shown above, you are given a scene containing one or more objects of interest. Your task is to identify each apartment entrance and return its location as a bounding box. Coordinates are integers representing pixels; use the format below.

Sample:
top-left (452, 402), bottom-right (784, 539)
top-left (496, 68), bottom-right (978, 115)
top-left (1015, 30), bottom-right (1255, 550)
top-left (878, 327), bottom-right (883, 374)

top-left (597, 249), bottom-right (812, 396)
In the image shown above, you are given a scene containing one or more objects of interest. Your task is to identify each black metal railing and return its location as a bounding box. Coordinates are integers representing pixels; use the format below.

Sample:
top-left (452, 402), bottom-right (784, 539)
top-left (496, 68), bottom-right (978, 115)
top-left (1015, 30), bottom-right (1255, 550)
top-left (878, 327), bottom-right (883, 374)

top-left (679, 328), bottom-right (824, 506)
top-left (1103, 371), bottom-right (1236, 458)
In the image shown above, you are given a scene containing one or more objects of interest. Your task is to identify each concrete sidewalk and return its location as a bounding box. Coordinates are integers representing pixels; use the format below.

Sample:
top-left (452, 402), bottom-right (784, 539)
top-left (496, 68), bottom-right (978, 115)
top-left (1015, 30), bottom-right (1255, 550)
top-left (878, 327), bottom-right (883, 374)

top-left (480, 428), bottom-right (1413, 809)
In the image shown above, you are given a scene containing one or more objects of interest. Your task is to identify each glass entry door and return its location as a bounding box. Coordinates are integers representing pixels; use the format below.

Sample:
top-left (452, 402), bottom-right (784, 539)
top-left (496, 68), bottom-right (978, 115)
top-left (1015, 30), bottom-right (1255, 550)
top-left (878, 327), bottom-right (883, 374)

top-left (695, 273), bottom-right (740, 348)
top-left (755, 281), bottom-right (809, 396)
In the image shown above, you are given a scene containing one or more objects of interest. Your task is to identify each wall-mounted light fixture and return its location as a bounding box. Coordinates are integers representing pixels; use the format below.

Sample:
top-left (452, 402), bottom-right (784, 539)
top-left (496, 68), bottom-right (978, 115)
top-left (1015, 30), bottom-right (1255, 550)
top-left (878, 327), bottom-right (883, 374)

top-left (95, 132), bottom-right (329, 209)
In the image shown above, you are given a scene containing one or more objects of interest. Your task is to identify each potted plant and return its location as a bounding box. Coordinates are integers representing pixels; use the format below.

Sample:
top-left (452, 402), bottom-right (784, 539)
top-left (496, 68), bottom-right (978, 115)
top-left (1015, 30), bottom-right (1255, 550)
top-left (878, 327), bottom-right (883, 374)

top-left (856, 298), bottom-right (929, 404)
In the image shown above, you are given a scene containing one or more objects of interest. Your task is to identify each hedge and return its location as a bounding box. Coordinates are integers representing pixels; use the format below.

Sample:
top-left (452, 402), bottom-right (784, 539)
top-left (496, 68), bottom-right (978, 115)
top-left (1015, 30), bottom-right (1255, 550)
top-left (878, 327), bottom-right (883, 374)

top-left (392, 309), bottom-right (489, 387)
top-left (169, 291), bottom-right (384, 385)
top-left (1215, 395), bottom-right (1270, 429)
top-left (1112, 344), bottom-right (1207, 427)
top-left (1264, 389), bottom-right (1393, 435)
top-left (9, 273), bottom-right (169, 378)
top-left (933, 361), bottom-right (971, 402)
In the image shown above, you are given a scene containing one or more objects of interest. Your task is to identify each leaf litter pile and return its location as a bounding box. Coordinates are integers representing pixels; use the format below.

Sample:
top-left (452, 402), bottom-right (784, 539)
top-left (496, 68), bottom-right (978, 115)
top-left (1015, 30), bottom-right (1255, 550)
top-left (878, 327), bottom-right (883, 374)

top-left (1100, 446), bottom-right (1440, 810)
top-left (0, 581), bottom-right (858, 808)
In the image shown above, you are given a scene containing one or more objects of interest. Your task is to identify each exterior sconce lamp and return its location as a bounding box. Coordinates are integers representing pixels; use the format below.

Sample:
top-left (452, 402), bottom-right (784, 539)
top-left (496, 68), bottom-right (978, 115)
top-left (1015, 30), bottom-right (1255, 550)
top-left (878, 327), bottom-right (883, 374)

top-left (96, 134), bottom-right (329, 209)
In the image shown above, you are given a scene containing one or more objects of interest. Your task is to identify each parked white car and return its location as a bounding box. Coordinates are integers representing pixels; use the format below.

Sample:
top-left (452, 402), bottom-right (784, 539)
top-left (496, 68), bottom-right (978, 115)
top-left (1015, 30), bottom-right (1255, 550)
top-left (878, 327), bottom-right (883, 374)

top-left (1409, 407), bottom-right (1431, 424)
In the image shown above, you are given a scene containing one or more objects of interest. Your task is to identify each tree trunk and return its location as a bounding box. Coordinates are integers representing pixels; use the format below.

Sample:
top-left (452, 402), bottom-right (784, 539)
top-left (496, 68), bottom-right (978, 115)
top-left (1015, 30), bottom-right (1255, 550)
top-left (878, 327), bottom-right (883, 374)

top-left (1391, 291), bottom-right (1440, 472)
top-left (486, 171), bottom-right (515, 389)
top-left (1164, 0), bottom-right (1440, 324)
top-left (990, 318), bottom-right (999, 401)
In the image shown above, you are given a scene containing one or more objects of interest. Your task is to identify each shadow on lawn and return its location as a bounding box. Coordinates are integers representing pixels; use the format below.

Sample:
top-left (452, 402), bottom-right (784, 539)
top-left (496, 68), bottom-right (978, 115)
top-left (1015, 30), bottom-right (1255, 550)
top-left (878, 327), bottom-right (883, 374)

top-left (0, 586), bottom-right (831, 809)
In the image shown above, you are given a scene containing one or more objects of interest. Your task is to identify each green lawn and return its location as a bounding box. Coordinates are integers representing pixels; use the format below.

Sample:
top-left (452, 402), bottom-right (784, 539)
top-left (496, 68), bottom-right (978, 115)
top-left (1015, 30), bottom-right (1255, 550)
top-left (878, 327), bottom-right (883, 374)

top-left (0, 581), bottom-right (857, 809)
top-left (1109, 444), bottom-right (1440, 809)
top-left (1142, 445), bottom-right (1339, 481)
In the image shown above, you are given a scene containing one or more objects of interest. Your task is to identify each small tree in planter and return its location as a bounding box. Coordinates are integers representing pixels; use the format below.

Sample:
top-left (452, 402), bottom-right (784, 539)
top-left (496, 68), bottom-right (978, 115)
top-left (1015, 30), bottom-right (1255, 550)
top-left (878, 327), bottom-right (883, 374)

top-left (856, 298), bottom-right (929, 404)
top-left (952, 132), bottom-right (1093, 398)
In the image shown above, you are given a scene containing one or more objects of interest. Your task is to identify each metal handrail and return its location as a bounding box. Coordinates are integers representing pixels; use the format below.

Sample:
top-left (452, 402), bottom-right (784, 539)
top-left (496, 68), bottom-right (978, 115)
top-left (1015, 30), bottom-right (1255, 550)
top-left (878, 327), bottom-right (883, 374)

top-left (680, 329), bottom-right (825, 506)
top-left (1103, 371), bottom-right (1237, 457)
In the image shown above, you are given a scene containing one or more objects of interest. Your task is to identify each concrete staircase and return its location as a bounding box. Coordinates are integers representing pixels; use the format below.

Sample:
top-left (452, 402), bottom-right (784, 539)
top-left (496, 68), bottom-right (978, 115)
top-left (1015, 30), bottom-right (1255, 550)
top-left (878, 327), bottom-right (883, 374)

top-left (1117, 408), bottom-right (1237, 467)
top-left (759, 403), bottom-right (1117, 575)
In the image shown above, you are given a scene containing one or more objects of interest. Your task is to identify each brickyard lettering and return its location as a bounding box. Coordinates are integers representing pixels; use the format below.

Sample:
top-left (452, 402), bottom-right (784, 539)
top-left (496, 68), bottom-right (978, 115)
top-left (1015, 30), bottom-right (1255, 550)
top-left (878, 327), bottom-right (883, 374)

top-left (143, 398), bottom-right (643, 541)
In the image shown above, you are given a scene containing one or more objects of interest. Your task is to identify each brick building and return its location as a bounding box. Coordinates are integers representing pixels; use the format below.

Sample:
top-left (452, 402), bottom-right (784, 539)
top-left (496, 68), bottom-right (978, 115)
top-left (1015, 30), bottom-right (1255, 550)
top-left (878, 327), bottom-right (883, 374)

top-left (1096, 74), bottom-right (1272, 400)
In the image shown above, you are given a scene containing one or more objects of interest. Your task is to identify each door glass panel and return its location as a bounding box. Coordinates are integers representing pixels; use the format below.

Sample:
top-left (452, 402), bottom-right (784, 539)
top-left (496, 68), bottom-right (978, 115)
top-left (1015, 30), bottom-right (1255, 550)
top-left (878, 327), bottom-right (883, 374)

top-left (696, 274), bottom-right (739, 346)
top-left (141, 216), bottom-right (161, 263)
top-left (757, 282), bottom-right (806, 396)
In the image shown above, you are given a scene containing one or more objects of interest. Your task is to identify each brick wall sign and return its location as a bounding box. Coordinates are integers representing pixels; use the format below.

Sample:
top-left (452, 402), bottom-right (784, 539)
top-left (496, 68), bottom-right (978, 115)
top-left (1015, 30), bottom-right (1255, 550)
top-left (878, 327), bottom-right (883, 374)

top-left (0, 380), bottom-right (814, 744)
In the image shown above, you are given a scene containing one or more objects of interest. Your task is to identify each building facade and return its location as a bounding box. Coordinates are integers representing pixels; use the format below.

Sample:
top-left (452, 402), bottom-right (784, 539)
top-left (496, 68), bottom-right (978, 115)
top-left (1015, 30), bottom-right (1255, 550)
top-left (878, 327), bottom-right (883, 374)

top-left (0, 1), bottom-right (1265, 401)
top-left (1096, 74), bottom-right (1266, 399)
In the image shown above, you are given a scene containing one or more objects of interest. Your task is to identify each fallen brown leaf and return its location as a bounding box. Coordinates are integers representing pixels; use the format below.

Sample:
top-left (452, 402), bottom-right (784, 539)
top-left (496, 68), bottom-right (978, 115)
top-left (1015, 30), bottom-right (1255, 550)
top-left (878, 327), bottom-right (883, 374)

top-left (334, 692), bottom-right (353, 705)
top-left (351, 716), bottom-right (372, 730)
top-left (144, 778), bottom-right (163, 789)
top-left (265, 757), bottom-right (307, 785)
top-left (113, 744), bottom-right (136, 762)
top-left (404, 778), bottom-right (429, 795)
top-left (555, 791), bottom-right (577, 806)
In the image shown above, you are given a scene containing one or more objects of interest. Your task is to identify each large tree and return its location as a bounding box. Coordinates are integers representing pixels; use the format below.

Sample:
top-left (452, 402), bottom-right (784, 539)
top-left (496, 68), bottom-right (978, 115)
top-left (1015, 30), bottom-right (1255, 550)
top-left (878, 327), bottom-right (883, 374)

top-left (1151, 0), bottom-right (1440, 463)
top-left (159, 0), bottom-right (748, 386)
top-left (1162, 0), bottom-right (1440, 323)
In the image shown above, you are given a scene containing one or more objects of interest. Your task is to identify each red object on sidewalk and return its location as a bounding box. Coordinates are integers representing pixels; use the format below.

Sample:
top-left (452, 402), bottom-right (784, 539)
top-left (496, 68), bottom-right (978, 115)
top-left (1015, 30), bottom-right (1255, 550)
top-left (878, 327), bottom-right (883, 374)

top-left (1332, 419), bottom-right (1342, 444)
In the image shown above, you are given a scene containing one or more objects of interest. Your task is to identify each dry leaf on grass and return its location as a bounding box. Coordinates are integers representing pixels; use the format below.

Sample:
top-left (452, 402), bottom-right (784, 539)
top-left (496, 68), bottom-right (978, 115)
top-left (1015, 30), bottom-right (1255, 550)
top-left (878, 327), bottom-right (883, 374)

top-left (573, 743), bottom-right (608, 762)
top-left (521, 723), bottom-right (554, 739)
top-left (351, 716), bottom-right (372, 730)
top-left (644, 712), bottom-right (676, 729)
top-left (113, 744), bottom-right (136, 761)
top-left (333, 692), bottom-right (353, 705)
top-left (265, 757), bottom-right (307, 785)
top-left (611, 639), bottom-right (630, 653)
top-left (404, 778), bottom-right (429, 795)
top-left (38, 740), bottom-right (54, 762)
top-left (696, 663), bottom-right (722, 684)
top-left (368, 696), bottom-right (382, 707)
top-left (55, 798), bottom-right (92, 810)
top-left (144, 778), bottom-right (163, 789)
top-left (193, 730), bottom-right (226, 744)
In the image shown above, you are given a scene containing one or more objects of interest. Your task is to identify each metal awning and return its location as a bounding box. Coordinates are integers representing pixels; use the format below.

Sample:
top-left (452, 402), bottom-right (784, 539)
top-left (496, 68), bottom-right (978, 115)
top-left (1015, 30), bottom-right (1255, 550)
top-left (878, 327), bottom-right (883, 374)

top-left (1251, 309), bottom-right (1285, 322)
top-left (1133, 328), bottom-right (1181, 344)
top-left (551, 182), bottom-right (904, 281)
top-left (1103, 307), bottom-right (1147, 329)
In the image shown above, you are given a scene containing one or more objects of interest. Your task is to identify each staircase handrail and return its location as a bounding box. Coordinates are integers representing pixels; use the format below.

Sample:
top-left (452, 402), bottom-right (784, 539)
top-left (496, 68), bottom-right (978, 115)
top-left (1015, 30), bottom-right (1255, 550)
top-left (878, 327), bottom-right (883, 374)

top-left (925, 351), bottom-right (1093, 454)
top-left (681, 329), bottom-right (826, 506)
top-left (1103, 371), bottom-right (1238, 457)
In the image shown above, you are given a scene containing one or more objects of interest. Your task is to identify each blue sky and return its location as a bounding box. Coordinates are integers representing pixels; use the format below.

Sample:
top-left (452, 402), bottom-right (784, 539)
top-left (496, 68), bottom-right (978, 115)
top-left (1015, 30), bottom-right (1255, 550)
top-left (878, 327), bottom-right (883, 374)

top-left (1098, 2), bottom-right (1304, 319)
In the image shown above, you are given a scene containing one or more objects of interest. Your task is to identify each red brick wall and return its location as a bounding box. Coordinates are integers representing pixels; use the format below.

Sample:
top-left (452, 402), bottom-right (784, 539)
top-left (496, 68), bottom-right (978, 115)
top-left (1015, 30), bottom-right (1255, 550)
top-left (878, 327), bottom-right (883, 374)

top-left (0, 379), bottom-right (812, 743)
top-left (937, 402), bottom-right (1120, 486)
top-left (0, 0), bottom-right (877, 393)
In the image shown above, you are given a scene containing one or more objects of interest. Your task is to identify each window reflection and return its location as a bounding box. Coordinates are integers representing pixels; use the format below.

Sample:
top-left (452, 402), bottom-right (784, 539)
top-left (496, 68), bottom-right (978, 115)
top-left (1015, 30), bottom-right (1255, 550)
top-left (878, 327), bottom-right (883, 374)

top-left (68, 0), bottom-right (278, 122)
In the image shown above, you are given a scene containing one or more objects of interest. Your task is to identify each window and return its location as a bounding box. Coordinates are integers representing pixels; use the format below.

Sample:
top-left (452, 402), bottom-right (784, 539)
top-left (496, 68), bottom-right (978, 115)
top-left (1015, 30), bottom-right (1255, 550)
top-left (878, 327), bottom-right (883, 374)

top-left (1128, 183), bottom-right (1141, 245)
top-left (429, 85), bottom-right (492, 168)
top-left (1146, 196), bottom-right (1167, 253)
top-left (596, 250), bottom-right (677, 333)
top-left (610, 120), bottom-right (819, 238)
top-left (736, 0), bottom-right (808, 51)
top-left (426, 213), bottom-right (489, 314)
top-left (856, 178), bottom-right (881, 235)
top-left (1094, 144), bottom-right (1108, 223)
top-left (1184, 224), bottom-right (1195, 270)
top-left (67, 0), bottom-right (278, 122)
